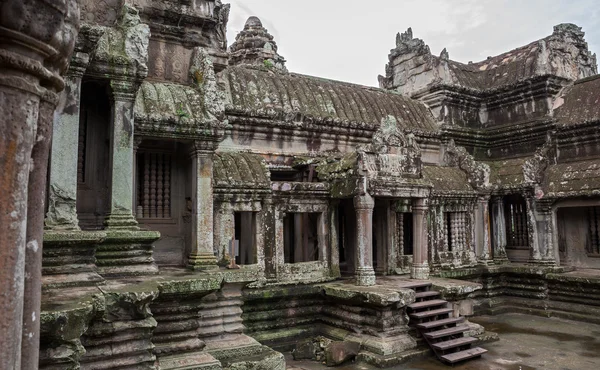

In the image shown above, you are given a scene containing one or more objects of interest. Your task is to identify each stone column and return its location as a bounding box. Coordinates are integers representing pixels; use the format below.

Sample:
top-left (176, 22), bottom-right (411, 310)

top-left (491, 197), bottom-right (508, 263)
top-left (104, 80), bottom-right (139, 229)
top-left (525, 195), bottom-right (543, 263)
top-left (411, 198), bottom-right (430, 279)
top-left (96, 80), bottom-right (159, 277)
top-left (0, 1), bottom-right (79, 368)
top-left (132, 136), bottom-right (143, 218)
top-left (260, 197), bottom-right (277, 280)
top-left (188, 141), bottom-right (218, 270)
top-left (21, 93), bottom-right (57, 370)
top-left (535, 198), bottom-right (557, 265)
top-left (354, 194), bottom-right (376, 286)
top-left (476, 196), bottom-right (493, 264)
top-left (214, 201), bottom-right (235, 263)
top-left (329, 200), bottom-right (341, 278)
top-left (45, 57), bottom-right (87, 230)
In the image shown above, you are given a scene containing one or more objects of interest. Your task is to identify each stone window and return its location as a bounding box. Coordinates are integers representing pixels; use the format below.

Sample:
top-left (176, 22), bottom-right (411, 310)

top-left (283, 212), bottom-right (320, 263)
top-left (234, 212), bottom-right (257, 265)
top-left (504, 195), bottom-right (529, 248)
top-left (136, 151), bottom-right (172, 219)
top-left (397, 212), bottom-right (413, 255)
top-left (77, 115), bottom-right (87, 184)
top-left (588, 206), bottom-right (600, 256)
top-left (444, 212), bottom-right (467, 252)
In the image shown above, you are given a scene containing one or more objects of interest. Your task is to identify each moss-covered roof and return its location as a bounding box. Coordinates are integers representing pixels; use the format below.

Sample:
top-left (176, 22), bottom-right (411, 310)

top-left (555, 74), bottom-right (600, 126)
top-left (422, 166), bottom-right (474, 193)
top-left (221, 66), bottom-right (438, 133)
top-left (213, 152), bottom-right (270, 190)
top-left (486, 158), bottom-right (528, 188)
top-left (135, 81), bottom-right (207, 123)
top-left (543, 159), bottom-right (600, 197)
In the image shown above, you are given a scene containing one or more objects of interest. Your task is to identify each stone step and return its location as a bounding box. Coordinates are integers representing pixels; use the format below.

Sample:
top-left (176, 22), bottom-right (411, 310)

top-left (398, 281), bottom-right (432, 290)
top-left (424, 325), bottom-right (469, 340)
top-left (417, 316), bottom-right (464, 330)
top-left (409, 307), bottom-right (453, 320)
top-left (441, 347), bottom-right (487, 364)
top-left (432, 336), bottom-right (478, 351)
top-left (408, 299), bottom-right (447, 310)
top-left (415, 291), bottom-right (440, 300)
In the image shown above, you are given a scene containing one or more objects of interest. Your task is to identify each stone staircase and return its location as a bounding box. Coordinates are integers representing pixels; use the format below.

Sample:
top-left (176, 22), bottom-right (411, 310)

top-left (404, 281), bottom-right (487, 365)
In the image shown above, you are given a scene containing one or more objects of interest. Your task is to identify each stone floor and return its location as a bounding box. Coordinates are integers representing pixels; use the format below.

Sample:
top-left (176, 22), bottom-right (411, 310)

top-left (285, 313), bottom-right (600, 370)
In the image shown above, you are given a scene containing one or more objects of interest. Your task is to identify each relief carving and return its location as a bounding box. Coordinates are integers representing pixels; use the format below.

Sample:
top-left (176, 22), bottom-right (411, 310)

top-left (358, 115), bottom-right (422, 178)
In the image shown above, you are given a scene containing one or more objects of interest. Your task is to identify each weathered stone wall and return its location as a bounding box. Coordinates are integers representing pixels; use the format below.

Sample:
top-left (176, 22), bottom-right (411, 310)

top-left (440, 266), bottom-right (600, 325)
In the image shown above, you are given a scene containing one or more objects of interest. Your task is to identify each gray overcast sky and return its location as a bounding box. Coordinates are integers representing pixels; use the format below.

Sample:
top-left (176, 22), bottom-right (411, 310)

top-left (226, 0), bottom-right (599, 87)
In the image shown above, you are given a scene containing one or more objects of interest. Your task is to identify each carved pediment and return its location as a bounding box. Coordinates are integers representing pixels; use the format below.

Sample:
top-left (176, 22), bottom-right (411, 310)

top-left (444, 139), bottom-right (490, 189)
top-left (358, 115), bottom-right (422, 178)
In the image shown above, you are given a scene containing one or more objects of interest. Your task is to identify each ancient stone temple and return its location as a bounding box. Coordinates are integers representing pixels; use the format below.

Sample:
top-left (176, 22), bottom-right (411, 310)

top-left (1, 0), bottom-right (599, 368)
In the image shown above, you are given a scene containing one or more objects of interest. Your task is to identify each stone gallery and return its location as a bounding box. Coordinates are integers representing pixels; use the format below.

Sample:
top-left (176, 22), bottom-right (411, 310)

top-left (1, 0), bottom-right (599, 369)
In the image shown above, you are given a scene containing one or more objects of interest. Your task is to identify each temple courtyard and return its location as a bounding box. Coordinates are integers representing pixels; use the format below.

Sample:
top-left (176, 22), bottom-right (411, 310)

top-left (286, 313), bottom-right (600, 370)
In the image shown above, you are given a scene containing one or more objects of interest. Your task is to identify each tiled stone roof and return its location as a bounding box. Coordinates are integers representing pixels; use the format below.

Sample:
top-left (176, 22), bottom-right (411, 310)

top-left (543, 159), bottom-right (600, 197)
top-left (221, 66), bottom-right (439, 133)
top-left (422, 166), bottom-right (474, 193)
top-left (486, 158), bottom-right (528, 188)
top-left (213, 152), bottom-right (271, 190)
top-left (555, 74), bottom-right (600, 126)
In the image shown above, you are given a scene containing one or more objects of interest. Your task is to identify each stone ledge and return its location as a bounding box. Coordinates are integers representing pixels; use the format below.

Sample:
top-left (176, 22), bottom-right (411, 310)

top-left (317, 281), bottom-right (415, 307)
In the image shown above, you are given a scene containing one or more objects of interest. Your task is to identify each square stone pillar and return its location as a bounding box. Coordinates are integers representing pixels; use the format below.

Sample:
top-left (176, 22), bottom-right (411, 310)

top-left (525, 195), bottom-right (543, 263)
top-left (533, 197), bottom-right (557, 265)
top-left (45, 61), bottom-right (87, 230)
top-left (354, 194), bottom-right (376, 286)
top-left (411, 198), bottom-right (430, 279)
top-left (188, 141), bottom-right (218, 270)
top-left (96, 80), bottom-right (159, 277)
top-left (491, 196), bottom-right (508, 263)
top-left (476, 196), bottom-right (493, 264)
top-left (214, 201), bottom-right (235, 264)
top-left (104, 81), bottom-right (139, 229)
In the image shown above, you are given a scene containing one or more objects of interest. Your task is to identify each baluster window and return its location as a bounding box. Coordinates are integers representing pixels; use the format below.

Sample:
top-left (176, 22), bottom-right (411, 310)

top-left (136, 151), bottom-right (172, 219)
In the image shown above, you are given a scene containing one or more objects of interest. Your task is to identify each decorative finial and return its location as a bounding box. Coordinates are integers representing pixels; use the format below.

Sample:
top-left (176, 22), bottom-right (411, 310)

top-left (245, 16), bottom-right (263, 28)
top-left (440, 48), bottom-right (449, 61)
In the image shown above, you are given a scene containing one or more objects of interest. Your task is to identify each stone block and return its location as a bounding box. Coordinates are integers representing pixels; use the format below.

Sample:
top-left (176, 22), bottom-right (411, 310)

top-left (324, 341), bottom-right (359, 366)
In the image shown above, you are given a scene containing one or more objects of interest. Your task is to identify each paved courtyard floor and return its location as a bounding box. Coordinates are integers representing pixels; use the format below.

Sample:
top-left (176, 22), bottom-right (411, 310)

top-left (286, 313), bottom-right (600, 370)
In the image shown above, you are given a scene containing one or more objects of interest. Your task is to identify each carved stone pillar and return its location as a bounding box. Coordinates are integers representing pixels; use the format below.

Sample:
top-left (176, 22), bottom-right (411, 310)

top-left (96, 81), bottom-right (159, 277)
top-left (45, 57), bottom-right (87, 230)
top-left (262, 196), bottom-right (277, 280)
top-left (0, 1), bottom-right (80, 368)
top-left (329, 199), bottom-right (341, 278)
top-left (214, 201), bottom-right (235, 263)
top-left (104, 80), bottom-right (139, 229)
top-left (132, 136), bottom-right (143, 218)
top-left (491, 197), bottom-right (508, 263)
top-left (411, 198), bottom-right (430, 279)
top-left (22, 93), bottom-right (58, 370)
top-left (534, 198), bottom-right (557, 265)
top-left (354, 194), bottom-right (376, 286)
top-left (525, 195), bottom-right (543, 263)
top-left (188, 141), bottom-right (218, 270)
top-left (476, 196), bottom-right (493, 264)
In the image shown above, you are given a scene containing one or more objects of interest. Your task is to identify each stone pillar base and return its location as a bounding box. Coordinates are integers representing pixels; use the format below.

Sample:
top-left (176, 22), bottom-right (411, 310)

top-left (493, 256), bottom-right (510, 265)
top-left (187, 253), bottom-right (219, 271)
top-left (104, 213), bottom-right (139, 229)
top-left (477, 258), bottom-right (494, 266)
top-left (96, 230), bottom-right (160, 277)
top-left (355, 267), bottom-right (376, 286)
top-left (411, 263), bottom-right (430, 280)
top-left (42, 230), bottom-right (106, 290)
top-left (528, 259), bottom-right (557, 266)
